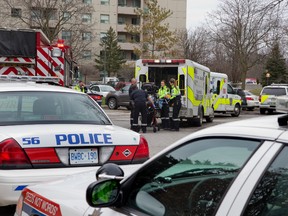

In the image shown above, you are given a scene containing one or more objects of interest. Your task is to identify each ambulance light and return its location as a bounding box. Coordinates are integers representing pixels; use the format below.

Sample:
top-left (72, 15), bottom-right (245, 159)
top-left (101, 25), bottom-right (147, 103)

top-left (154, 59), bottom-right (160, 63)
top-left (166, 59), bottom-right (172, 63)
top-left (172, 59), bottom-right (185, 64)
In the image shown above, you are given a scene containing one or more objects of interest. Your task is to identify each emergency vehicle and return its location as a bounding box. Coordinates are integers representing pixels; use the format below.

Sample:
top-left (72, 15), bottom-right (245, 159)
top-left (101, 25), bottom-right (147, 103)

top-left (0, 28), bottom-right (72, 86)
top-left (210, 72), bottom-right (242, 117)
top-left (135, 59), bottom-right (214, 126)
top-left (259, 84), bottom-right (288, 114)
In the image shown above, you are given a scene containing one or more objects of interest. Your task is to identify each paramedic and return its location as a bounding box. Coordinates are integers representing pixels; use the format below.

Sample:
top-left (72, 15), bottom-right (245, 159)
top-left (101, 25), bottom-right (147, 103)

top-left (129, 78), bottom-right (137, 128)
top-left (158, 80), bottom-right (170, 129)
top-left (169, 78), bottom-right (181, 131)
top-left (130, 85), bottom-right (151, 133)
top-left (74, 80), bottom-right (87, 93)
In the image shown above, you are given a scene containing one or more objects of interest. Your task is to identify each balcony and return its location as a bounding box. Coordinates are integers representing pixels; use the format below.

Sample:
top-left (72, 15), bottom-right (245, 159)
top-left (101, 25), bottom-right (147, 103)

top-left (117, 6), bottom-right (137, 15)
top-left (119, 42), bottom-right (138, 51)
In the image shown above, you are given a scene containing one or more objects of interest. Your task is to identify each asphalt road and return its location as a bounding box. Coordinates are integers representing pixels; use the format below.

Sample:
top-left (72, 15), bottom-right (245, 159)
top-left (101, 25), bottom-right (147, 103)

top-left (1, 107), bottom-right (262, 216)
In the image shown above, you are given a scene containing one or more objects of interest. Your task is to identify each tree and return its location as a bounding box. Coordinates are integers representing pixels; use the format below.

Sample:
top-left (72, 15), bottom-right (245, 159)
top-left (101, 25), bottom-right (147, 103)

top-left (126, 0), bottom-right (177, 58)
top-left (262, 42), bottom-right (287, 85)
top-left (95, 27), bottom-right (126, 77)
top-left (2, 0), bottom-right (94, 61)
top-left (209, 0), bottom-right (281, 89)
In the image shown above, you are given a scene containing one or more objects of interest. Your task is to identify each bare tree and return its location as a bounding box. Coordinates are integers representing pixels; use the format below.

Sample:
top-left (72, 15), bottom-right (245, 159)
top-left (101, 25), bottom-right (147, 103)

top-left (2, 0), bottom-right (94, 61)
top-left (208, 0), bottom-right (281, 89)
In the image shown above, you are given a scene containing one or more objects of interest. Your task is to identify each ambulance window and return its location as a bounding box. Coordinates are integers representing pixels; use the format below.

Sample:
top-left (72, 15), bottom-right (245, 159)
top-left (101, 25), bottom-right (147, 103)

top-left (205, 76), bottom-right (208, 95)
top-left (139, 75), bottom-right (146, 83)
top-left (179, 75), bottom-right (185, 95)
top-left (216, 81), bottom-right (221, 95)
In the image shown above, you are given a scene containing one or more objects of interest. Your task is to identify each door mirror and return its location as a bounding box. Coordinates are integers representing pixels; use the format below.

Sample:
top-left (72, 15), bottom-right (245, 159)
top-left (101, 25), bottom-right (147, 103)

top-left (86, 179), bottom-right (120, 207)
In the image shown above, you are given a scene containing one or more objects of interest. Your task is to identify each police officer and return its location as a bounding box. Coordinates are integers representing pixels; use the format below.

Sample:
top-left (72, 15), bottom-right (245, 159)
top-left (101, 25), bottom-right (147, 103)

top-left (129, 78), bottom-right (137, 128)
top-left (169, 78), bottom-right (181, 131)
top-left (158, 80), bottom-right (170, 129)
top-left (74, 80), bottom-right (87, 93)
top-left (130, 85), bottom-right (151, 133)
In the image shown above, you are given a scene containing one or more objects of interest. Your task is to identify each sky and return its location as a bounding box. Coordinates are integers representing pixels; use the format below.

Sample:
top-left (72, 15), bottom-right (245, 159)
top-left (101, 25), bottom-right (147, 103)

top-left (186, 0), bottom-right (220, 30)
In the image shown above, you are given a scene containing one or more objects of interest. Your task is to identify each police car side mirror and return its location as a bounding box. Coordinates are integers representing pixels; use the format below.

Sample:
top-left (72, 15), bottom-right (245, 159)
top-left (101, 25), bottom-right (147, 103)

top-left (96, 163), bottom-right (124, 181)
top-left (86, 179), bottom-right (121, 207)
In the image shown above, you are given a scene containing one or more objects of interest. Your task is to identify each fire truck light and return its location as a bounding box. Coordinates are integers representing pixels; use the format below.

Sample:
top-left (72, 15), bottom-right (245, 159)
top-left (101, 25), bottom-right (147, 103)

top-left (51, 48), bottom-right (62, 57)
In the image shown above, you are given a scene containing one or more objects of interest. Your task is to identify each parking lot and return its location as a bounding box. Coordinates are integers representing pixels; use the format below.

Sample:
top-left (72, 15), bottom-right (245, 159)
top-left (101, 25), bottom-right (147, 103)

top-left (0, 107), bottom-right (263, 215)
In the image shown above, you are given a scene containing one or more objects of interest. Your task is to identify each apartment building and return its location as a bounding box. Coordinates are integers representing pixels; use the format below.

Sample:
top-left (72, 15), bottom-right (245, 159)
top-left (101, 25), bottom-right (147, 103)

top-left (0, 0), bottom-right (186, 74)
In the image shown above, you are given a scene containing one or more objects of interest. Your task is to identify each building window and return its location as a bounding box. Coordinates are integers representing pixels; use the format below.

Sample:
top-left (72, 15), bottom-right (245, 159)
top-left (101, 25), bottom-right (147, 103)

top-left (101, 0), bottom-right (109, 5)
top-left (131, 34), bottom-right (140, 42)
top-left (118, 16), bottom-right (126, 25)
top-left (118, 34), bottom-right (126, 43)
top-left (131, 52), bottom-right (138, 60)
top-left (83, 0), bottom-right (92, 4)
top-left (62, 31), bottom-right (72, 40)
top-left (82, 13), bottom-right (92, 23)
top-left (63, 12), bottom-right (71, 21)
top-left (132, 0), bottom-right (140, 7)
top-left (82, 32), bottom-right (92, 41)
top-left (31, 8), bottom-right (57, 21)
top-left (131, 17), bottom-right (140, 25)
top-left (100, 14), bottom-right (109, 24)
top-left (118, 0), bottom-right (126, 6)
top-left (11, 8), bottom-right (22, 18)
top-left (100, 32), bottom-right (107, 39)
top-left (82, 50), bottom-right (92, 60)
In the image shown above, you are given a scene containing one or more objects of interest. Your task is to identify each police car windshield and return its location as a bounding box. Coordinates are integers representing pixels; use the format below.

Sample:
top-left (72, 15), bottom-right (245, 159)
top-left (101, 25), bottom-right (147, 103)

top-left (0, 91), bottom-right (111, 125)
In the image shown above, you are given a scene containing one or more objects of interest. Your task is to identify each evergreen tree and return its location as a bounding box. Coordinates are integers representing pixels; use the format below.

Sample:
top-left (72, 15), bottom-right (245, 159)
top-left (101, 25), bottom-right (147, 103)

top-left (95, 27), bottom-right (126, 77)
top-left (262, 43), bottom-right (287, 85)
top-left (126, 0), bottom-right (177, 58)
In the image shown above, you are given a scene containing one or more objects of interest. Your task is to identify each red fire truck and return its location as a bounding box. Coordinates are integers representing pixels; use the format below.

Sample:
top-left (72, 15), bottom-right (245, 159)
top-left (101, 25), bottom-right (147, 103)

top-left (0, 28), bottom-right (73, 86)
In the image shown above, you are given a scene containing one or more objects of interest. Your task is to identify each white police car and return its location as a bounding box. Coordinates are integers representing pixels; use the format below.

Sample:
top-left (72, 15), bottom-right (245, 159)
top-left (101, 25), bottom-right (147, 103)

top-left (0, 80), bottom-right (149, 206)
top-left (15, 111), bottom-right (288, 216)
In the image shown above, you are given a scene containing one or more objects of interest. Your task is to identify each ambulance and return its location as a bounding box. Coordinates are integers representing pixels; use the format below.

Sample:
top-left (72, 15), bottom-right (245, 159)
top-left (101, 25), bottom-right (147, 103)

top-left (135, 59), bottom-right (214, 126)
top-left (210, 72), bottom-right (242, 117)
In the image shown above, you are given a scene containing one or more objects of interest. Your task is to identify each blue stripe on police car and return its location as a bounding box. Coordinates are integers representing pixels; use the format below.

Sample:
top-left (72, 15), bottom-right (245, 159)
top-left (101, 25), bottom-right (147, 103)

top-left (55, 133), bottom-right (113, 145)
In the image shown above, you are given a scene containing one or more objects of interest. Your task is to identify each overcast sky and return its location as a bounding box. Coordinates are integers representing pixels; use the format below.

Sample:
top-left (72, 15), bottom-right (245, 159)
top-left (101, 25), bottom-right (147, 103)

top-left (186, 0), bottom-right (220, 30)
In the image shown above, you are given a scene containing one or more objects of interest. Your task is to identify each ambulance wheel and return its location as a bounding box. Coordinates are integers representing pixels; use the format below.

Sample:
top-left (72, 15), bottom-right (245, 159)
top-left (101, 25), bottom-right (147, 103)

top-left (260, 108), bottom-right (266, 115)
top-left (206, 108), bottom-right (214, 123)
top-left (108, 98), bottom-right (118, 109)
top-left (194, 108), bottom-right (203, 127)
top-left (231, 104), bottom-right (241, 117)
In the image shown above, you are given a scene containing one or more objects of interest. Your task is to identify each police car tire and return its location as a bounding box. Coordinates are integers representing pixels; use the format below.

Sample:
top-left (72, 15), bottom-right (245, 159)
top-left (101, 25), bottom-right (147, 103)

top-left (108, 98), bottom-right (118, 109)
top-left (260, 108), bottom-right (266, 115)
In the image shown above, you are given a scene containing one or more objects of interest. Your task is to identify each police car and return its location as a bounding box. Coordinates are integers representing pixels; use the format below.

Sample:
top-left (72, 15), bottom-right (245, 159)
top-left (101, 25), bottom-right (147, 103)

top-left (259, 84), bottom-right (288, 114)
top-left (15, 110), bottom-right (288, 216)
top-left (0, 80), bottom-right (149, 206)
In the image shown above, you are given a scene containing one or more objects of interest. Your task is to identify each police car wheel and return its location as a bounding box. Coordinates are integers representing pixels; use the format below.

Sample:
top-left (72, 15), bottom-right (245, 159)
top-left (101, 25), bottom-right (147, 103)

top-left (260, 108), bottom-right (266, 115)
top-left (108, 98), bottom-right (118, 109)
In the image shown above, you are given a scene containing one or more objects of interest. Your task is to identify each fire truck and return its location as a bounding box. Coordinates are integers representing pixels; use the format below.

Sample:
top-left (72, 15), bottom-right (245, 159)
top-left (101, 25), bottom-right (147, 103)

top-left (135, 59), bottom-right (214, 126)
top-left (0, 28), bottom-right (73, 86)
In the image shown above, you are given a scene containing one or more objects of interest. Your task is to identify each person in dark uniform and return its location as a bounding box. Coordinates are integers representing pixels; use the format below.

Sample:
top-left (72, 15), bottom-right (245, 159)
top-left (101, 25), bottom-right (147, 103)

top-left (130, 85), bottom-right (151, 133)
top-left (129, 78), bottom-right (137, 128)
top-left (169, 78), bottom-right (181, 131)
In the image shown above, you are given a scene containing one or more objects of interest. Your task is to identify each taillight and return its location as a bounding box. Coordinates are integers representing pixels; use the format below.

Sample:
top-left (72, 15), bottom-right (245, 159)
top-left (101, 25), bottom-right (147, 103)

top-left (25, 148), bottom-right (61, 164)
top-left (90, 95), bottom-right (102, 101)
top-left (246, 97), bottom-right (253, 101)
top-left (0, 138), bottom-right (32, 169)
top-left (133, 135), bottom-right (149, 162)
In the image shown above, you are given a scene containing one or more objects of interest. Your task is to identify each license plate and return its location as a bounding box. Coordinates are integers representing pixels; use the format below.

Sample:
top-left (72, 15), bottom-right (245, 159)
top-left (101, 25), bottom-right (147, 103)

top-left (69, 148), bottom-right (98, 165)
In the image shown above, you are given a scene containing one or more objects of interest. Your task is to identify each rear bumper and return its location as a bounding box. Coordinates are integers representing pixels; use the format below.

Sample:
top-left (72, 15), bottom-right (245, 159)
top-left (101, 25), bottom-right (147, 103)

top-left (259, 104), bottom-right (275, 109)
top-left (0, 166), bottom-right (98, 206)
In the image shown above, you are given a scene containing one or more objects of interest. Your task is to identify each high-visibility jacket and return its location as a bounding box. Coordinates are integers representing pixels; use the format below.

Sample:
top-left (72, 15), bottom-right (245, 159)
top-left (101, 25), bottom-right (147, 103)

top-left (158, 86), bottom-right (170, 99)
top-left (170, 86), bottom-right (181, 100)
top-left (74, 85), bottom-right (86, 93)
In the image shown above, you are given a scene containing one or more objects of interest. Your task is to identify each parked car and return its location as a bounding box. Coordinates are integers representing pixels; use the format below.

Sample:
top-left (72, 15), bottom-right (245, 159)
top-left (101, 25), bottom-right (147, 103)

top-left (89, 84), bottom-right (116, 98)
top-left (86, 88), bottom-right (102, 106)
top-left (259, 84), bottom-right (288, 114)
top-left (15, 112), bottom-right (288, 216)
top-left (0, 81), bottom-right (149, 206)
top-left (106, 84), bottom-right (131, 110)
top-left (244, 90), bottom-right (259, 111)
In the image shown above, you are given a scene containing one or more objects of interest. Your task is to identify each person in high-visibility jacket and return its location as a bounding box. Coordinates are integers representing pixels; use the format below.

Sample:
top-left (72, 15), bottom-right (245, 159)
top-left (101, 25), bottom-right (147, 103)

top-left (158, 80), bottom-right (170, 129)
top-left (74, 80), bottom-right (87, 93)
top-left (169, 78), bottom-right (181, 131)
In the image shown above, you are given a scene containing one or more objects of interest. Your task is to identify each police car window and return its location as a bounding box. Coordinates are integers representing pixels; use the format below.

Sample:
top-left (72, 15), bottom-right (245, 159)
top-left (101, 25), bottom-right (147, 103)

top-left (262, 87), bottom-right (286, 96)
top-left (125, 138), bottom-right (261, 216)
top-left (242, 146), bottom-right (288, 216)
top-left (0, 92), bottom-right (110, 125)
